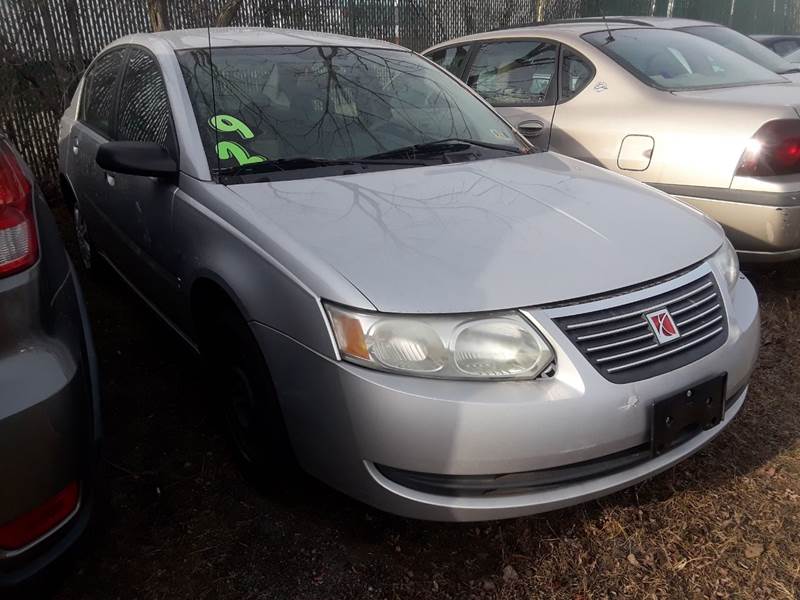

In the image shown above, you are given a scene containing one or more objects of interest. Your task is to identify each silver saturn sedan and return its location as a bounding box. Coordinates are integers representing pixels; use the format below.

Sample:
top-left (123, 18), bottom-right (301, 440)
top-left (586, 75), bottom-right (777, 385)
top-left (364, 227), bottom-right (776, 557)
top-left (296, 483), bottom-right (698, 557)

top-left (59, 28), bottom-right (759, 521)
top-left (425, 22), bottom-right (800, 262)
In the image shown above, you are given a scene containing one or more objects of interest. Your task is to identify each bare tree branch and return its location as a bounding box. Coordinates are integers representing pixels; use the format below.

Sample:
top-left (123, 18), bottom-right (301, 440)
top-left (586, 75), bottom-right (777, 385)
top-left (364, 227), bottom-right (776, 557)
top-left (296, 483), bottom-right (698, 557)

top-left (217, 0), bottom-right (245, 26)
top-left (147, 0), bottom-right (170, 32)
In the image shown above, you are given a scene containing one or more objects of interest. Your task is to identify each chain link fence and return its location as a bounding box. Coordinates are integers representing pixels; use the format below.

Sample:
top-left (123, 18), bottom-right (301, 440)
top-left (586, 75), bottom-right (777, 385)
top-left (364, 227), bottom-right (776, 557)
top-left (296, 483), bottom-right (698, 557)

top-left (1, 0), bottom-right (798, 189)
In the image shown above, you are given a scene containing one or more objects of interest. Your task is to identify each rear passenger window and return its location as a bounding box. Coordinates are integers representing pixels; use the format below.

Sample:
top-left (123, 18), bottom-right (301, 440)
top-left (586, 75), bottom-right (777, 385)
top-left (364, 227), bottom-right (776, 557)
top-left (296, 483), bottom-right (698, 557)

top-left (774, 40), bottom-right (800, 56)
top-left (466, 41), bottom-right (557, 107)
top-left (427, 45), bottom-right (471, 77)
top-left (81, 49), bottom-right (125, 136)
top-left (560, 49), bottom-right (594, 101)
top-left (116, 48), bottom-right (173, 149)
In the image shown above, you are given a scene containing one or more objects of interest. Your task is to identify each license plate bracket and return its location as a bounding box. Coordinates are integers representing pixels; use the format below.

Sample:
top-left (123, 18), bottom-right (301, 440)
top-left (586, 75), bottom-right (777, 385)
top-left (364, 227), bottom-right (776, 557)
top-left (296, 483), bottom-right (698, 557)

top-left (652, 374), bottom-right (727, 455)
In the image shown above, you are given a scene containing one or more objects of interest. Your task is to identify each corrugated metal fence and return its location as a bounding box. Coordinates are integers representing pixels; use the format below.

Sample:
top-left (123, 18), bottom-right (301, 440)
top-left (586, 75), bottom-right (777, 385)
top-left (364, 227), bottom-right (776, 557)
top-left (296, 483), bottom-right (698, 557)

top-left (1, 0), bottom-right (799, 189)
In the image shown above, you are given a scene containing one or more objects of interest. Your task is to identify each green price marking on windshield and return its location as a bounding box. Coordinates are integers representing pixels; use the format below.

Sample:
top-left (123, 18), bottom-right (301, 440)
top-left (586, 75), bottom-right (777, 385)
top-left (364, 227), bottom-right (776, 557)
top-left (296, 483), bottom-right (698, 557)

top-left (209, 115), bottom-right (256, 139)
top-left (215, 141), bottom-right (266, 166)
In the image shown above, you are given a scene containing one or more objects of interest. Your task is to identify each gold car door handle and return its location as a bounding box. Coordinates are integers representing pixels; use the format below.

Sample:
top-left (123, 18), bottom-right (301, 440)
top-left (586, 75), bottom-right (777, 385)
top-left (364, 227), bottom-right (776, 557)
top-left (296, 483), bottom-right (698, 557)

top-left (517, 119), bottom-right (546, 140)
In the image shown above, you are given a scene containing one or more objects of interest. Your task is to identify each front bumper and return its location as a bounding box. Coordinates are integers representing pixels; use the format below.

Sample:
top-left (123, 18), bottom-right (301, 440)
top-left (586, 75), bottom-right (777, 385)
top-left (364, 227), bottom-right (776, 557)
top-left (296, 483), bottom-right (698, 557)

top-left (255, 266), bottom-right (760, 521)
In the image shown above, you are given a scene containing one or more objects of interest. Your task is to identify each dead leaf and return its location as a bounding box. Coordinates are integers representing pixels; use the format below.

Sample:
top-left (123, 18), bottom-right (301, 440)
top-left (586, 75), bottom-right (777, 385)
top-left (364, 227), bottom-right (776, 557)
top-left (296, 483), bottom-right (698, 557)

top-left (627, 553), bottom-right (641, 567)
top-left (745, 543), bottom-right (765, 559)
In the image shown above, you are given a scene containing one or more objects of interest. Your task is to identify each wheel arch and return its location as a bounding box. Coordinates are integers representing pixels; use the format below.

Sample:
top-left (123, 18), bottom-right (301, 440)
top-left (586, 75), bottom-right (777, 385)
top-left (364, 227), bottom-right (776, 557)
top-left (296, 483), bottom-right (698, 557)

top-left (59, 172), bottom-right (78, 208)
top-left (189, 272), bottom-right (251, 345)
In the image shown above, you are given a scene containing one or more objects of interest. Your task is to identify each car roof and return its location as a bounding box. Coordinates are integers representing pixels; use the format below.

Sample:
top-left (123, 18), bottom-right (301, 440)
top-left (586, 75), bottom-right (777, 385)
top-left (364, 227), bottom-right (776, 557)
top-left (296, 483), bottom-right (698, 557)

top-left (553, 16), bottom-right (715, 29)
top-left (751, 34), bottom-right (800, 40)
top-left (580, 17), bottom-right (712, 29)
top-left (109, 27), bottom-right (405, 52)
top-left (425, 17), bottom-right (734, 51)
top-left (424, 21), bottom-right (643, 50)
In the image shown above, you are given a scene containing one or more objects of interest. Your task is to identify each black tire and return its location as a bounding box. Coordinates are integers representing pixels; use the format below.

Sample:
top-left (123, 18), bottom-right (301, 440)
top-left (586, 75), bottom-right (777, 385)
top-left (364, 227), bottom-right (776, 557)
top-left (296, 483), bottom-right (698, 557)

top-left (203, 306), bottom-right (296, 485)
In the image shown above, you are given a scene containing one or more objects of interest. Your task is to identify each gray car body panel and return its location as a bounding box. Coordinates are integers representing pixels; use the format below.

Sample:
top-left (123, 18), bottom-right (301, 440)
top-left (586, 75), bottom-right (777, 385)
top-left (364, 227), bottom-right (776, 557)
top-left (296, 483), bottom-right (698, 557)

top-left (253, 265), bottom-right (759, 520)
top-left (59, 29), bottom-right (758, 521)
top-left (228, 153), bottom-right (722, 314)
top-left (424, 23), bottom-right (800, 259)
top-left (0, 137), bottom-right (98, 584)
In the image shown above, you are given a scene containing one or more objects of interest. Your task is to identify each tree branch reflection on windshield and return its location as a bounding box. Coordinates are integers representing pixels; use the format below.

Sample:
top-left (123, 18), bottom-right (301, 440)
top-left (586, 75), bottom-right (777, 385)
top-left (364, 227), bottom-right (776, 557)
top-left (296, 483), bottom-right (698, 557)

top-left (176, 45), bottom-right (527, 179)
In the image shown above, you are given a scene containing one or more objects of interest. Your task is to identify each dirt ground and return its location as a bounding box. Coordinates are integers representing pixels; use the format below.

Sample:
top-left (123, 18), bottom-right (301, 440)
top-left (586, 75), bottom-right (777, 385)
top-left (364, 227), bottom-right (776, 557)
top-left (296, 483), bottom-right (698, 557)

top-left (43, 207), bottom-right (800, 600)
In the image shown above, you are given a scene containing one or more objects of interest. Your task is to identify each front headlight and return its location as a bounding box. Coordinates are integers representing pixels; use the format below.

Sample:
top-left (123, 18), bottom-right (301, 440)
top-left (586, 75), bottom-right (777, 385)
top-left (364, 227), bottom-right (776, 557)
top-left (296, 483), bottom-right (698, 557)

top-left (707, 238), bottom-right (739, 291)
top-left (325, 303), bottom-right (554, 380)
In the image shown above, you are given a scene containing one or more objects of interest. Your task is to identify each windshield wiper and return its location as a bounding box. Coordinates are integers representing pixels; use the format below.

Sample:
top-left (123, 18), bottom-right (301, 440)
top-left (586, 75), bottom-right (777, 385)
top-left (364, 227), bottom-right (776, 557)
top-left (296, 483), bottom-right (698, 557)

top-left (217, 156), bottom-right (426, 178)
top-left (362, 138), bottom-right (525, 161)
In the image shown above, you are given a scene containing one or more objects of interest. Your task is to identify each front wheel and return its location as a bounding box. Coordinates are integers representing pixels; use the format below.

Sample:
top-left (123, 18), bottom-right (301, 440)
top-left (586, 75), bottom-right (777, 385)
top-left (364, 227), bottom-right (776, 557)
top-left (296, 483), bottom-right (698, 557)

top-left (204, 307), bottom-right (296, 484)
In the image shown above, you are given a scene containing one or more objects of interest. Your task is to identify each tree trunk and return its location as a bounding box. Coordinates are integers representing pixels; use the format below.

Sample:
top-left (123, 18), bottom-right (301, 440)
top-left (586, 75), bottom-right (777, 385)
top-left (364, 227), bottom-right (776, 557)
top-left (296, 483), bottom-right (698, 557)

top-left (217, 0), bottom-right (245, 26)
top-left (147, 0), bottom-right (170, 32)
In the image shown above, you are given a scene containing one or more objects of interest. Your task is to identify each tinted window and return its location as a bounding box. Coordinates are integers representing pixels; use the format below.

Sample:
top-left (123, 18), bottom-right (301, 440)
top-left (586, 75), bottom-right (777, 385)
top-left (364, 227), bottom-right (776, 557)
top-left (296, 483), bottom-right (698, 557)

top-left (466, 41), bottom-right (557, 107)
top-left (773, 39), bottom-right (800, 57)
top-left (584, 28), bottom-right (784, 90)
top-left (427, 45), bottom-right (471, 76)
top-left (116, 48), bottom-right (172, 148)
top-left (679, 25), bottom-right (797, 75)
top-left (560, 49), bottom-right (594, 101)
top-left (177, 46), bottom-right (526, 176)
top-left (81, 49), bottom-right (125, 136)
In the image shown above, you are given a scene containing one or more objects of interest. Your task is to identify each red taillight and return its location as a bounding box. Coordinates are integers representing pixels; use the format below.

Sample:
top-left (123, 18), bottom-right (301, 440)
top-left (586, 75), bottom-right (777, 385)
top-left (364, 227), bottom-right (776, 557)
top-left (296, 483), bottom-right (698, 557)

top-left (0, 481), bottom-right (79, 551)
top-left (736, 119), bottom-right (800, 177)
top-left (0, 140), bottom-right (37, 277)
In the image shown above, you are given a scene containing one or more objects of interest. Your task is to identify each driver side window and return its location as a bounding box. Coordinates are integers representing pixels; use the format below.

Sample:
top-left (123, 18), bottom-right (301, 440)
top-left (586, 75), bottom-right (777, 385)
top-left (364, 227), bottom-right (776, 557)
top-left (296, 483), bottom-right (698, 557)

top-left (116, 47), bottom-right (174, 153)
top-left (81, 49), bottom-right (125, 137)
top-left (466, 40), bottom-right (558, 107)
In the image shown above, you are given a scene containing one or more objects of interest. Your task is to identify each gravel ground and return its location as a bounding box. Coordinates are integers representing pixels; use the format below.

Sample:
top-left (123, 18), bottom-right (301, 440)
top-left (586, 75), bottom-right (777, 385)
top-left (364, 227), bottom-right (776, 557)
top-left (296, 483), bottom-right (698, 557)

top-left (42, 206), bottom-right (800, 600)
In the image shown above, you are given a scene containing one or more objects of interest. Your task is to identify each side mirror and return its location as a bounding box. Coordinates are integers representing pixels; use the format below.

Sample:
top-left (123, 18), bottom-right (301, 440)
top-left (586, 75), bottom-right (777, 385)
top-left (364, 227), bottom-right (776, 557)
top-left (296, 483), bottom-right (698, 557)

top-left (96, 142), bottom-right (177, 178)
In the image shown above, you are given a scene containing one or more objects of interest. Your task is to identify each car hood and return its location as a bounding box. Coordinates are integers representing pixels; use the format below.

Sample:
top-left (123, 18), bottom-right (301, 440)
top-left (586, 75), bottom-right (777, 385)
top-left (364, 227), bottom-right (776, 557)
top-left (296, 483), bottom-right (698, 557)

top-left (229, 153), bottom-right (722, 314)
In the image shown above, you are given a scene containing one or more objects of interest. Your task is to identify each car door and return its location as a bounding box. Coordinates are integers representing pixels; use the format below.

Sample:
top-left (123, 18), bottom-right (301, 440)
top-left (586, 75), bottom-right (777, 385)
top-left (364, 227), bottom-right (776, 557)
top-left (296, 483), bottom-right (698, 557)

top-left (109, 46), bottom-right (182, 317)
top-left (549, 45), bottom-right (657, 180)
top-left (67, 48), bottom-right (127, 261)
top-left (464, 39), bottom-right (559, 148)
top-left (548, 46), bottom-right (606, 165)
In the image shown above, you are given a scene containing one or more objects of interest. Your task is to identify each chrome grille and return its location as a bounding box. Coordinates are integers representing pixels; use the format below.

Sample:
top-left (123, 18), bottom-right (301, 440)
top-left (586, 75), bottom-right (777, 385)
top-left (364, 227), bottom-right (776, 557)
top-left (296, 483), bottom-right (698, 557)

top-left (553, 272), bottom-right (728, 384)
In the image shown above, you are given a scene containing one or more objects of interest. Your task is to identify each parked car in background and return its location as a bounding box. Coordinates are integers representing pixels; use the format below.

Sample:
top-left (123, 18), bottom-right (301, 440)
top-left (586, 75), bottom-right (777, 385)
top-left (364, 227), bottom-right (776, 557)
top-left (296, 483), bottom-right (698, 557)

top-left (555, 17), bottom-right (800, 80)
top-left (0, 133), bottom-right (99, 587)
top-left (425, 22), bottom-right (800, 262)
top-left (752, 34), bottom-right (800, 57)
top-left (58, 28), bottom-right (759, 522)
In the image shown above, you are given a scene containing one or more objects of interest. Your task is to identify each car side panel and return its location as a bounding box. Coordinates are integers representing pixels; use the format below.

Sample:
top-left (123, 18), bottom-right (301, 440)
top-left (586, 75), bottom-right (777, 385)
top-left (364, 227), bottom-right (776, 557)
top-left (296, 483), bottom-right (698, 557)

top-left (64, 122), bottom-right (123, 259)
top-left (168, 176), bottom-right (374, 358)
top-left (549, 44), bottom-right (796, 190)
top-left (0, 187), bottom-right (97, 579)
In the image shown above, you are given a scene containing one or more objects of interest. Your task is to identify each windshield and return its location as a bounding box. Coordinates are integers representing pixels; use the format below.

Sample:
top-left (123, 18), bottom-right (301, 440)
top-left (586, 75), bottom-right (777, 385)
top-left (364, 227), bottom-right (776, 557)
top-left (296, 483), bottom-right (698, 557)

top-left (787, 48), bottom-right (800, 64)
top-left (679, 25), bottom-right (799, 75)
top-left (176, 46), bottom-right (526, 179)
top-left (584, 28), bottom-right (785, 90)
